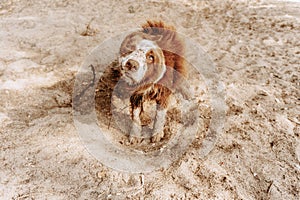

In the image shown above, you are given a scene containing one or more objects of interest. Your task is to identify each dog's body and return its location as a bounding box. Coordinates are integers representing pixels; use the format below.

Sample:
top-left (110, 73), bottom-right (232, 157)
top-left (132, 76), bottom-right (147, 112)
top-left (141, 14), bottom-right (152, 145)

top-left (119, 21), bottom-right (189, 143)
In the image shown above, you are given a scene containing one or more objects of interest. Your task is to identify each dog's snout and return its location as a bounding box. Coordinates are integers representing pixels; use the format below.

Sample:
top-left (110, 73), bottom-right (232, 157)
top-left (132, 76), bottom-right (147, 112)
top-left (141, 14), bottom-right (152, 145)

top-left (125, 59), bottom-right (139, 70)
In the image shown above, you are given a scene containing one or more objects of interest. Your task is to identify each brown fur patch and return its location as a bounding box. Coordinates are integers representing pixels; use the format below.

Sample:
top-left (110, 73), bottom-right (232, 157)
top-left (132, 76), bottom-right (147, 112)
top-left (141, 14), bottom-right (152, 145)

top-left (130, 83), bottom-right (172, 119)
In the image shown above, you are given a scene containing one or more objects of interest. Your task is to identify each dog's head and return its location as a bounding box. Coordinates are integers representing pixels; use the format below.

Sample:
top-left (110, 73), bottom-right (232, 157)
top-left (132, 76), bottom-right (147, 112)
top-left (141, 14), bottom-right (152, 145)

top-left (119, 33), bottom-right (166, 86)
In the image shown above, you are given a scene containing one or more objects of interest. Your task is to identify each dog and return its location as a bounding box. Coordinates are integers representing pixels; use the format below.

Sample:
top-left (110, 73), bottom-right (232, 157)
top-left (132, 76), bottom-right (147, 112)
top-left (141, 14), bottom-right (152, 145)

top-left (119, 20), bottom-right (190, 143)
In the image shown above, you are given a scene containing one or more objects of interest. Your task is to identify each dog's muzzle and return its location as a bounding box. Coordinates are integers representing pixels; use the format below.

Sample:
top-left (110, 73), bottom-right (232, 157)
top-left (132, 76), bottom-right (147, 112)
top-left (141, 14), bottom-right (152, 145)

top-left (124, 59), bottom-right (139, 71)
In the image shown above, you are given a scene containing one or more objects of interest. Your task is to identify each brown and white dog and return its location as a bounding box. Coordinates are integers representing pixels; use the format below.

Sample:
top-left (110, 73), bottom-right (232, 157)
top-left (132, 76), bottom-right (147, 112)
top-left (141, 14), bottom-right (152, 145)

top-left (119, 20), bottom-right (189, 143)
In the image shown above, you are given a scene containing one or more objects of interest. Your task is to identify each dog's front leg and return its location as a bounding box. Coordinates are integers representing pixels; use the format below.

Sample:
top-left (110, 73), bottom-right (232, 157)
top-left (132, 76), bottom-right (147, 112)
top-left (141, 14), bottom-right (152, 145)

top-left (129, 107), bottom-right (143, 144)
top-left (151, 108), bottom-right (167, 143)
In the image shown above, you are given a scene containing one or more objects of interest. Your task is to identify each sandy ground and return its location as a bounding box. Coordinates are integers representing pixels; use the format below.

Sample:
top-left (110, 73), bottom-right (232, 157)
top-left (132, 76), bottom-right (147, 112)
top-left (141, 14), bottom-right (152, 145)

top-left (0, 0), bottom-right (299, 199)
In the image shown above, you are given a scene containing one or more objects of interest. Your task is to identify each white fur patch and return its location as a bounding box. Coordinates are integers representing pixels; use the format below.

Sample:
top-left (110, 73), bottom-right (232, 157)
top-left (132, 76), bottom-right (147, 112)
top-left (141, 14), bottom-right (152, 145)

top-left (136, 40), bottom-right (157, 50)
top-left (121, 40), bottom-right (157, 66)
top-left (121, 40), bottom-right (159, 85)
top-left (121, 51), bottom-right (147, 84)
top-left (137, 40), bottom-right (166, 83)
top-left (120, 39), bottom-right (167, 85)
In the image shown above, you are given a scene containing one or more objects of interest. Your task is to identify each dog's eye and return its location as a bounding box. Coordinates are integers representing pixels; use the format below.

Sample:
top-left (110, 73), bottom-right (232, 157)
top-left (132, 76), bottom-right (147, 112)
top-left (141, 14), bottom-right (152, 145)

top-left (147, 55), bottom-right (154, 63)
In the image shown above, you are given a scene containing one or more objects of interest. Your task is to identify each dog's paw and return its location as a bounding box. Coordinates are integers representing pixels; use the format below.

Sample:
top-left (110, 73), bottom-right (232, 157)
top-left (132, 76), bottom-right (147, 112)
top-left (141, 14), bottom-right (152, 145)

top-left (129, 135), bottom-right (143, 144)
top-left (129, 123), bottom-right (142, 144)
top-left (151, 131), bottom-right (165, 143)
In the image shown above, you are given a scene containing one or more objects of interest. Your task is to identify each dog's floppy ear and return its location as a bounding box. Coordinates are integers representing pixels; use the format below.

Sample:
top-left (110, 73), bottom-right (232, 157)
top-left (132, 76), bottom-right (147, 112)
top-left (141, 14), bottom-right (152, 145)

top-left (141, 20), bottom-right (180, 53)
top-left (142, 20), bottom-right (175, 44)
top-left (142, 20), bottom-right (175, 34)
top-left (141, 20), bottom-right (187, 82)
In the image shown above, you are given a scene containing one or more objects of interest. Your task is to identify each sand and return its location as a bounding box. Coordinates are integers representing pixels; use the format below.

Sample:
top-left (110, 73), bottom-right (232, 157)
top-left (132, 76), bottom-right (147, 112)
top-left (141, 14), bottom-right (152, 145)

top-left (0, 0), bottom-right (299, 199)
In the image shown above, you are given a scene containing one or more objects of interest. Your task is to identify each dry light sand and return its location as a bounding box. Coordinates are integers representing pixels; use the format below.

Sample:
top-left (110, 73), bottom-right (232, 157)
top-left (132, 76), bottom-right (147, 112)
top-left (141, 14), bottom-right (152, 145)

top-left (0, 0), bottom-right (299, 199)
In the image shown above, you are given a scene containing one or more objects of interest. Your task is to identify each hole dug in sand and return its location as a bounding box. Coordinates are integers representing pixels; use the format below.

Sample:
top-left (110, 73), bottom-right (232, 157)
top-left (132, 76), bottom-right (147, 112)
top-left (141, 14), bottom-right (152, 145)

top-left (73, 30), bottom-right (221, 173)
top-left (93, 61), bottom-right (210, 153)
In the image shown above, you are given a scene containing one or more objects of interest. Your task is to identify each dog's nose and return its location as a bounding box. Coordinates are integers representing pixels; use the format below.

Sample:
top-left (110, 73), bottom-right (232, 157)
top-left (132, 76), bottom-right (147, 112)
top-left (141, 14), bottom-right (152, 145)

top-left (125, 59), bottom-right (139, 70)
